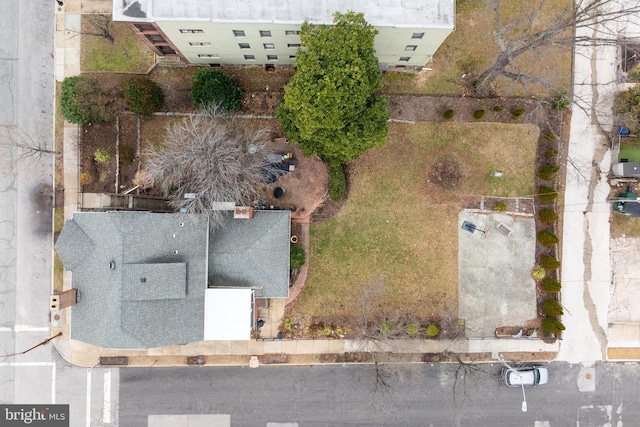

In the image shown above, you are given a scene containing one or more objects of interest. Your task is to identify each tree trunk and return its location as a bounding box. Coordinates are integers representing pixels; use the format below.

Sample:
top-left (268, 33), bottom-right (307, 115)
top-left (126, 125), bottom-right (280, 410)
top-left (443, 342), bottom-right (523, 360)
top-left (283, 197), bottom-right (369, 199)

top-left (474, 51), bottom-right (512, 97)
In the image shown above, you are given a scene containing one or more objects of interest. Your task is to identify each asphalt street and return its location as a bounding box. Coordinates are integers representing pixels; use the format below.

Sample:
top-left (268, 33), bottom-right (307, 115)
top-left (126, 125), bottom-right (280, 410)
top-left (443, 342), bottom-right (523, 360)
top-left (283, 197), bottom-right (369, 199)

top-left (0, 0), bottom-right (56, 404)
top-left (119, 362), bottom-right (640, 427)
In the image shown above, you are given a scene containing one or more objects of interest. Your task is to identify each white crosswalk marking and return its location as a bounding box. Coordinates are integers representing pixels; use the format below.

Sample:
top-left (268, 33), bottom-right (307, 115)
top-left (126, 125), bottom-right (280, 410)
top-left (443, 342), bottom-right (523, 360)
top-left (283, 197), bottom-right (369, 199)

top-left (103, 369), bottom-right (111, 424)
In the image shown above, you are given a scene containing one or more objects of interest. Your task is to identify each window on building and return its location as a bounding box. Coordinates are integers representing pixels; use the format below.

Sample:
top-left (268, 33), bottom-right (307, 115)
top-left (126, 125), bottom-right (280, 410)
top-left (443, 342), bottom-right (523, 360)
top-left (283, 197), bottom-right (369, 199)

top-left (289, 55), bottom-right (296, 59)
top-left (260, 30), bottom-right (272, 37)
top-left (197, 54), bottom-right (220, 58)
top-left (244, 54), bottom-right (255, 60)
top-left (267, 55), bottom-right (278, 61)
top-left (239, 43), bottom-right (250, 49)
top-left (180, 29), bottom-right (204, 34)
top-left (145, 34), bottom-right (166, 43)
top-left (287, 43), bottom-right (301, 48)
top-left (285, 30), bottom-right (301, 35)
top-left (158, 46), bottom-right (177, 54)
top-left (399, 56), bottom-right (411, 62)
top-left (190, 42), bottom-right (212, 46)
top-left (134, 23), bottom-right (156, 32)
top-left (233, 30), bottom-right (246, 37)
top-left (405, 45), bottom-right (417, 51)
top-left (412, 32), bottom-right (425, 39)
top-left (264, 43), bottom-right (275, 49)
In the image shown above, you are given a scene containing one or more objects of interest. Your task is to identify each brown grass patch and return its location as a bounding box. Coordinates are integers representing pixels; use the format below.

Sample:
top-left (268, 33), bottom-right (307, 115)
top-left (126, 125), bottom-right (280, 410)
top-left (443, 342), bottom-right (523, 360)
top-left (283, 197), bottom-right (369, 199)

top-left (290, 122), bottom-right (539, 319)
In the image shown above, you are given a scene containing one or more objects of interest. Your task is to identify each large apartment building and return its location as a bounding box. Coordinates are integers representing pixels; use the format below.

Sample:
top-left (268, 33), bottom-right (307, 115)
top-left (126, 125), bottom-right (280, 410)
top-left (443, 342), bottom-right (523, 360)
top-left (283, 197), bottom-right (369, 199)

top-left (113, 0), bottom-right (455, 68)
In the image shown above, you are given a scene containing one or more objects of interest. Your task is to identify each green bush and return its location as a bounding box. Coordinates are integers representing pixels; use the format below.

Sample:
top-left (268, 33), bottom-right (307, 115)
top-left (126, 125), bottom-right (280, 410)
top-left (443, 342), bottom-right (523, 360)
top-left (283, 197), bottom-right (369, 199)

top-left (544, 131), bottom-right (557, 141)
top-left (121, 77), bottom-right (164, 116)
top-left (542, 299), bottom-right (563, 316)
top-left (511, 108), bottom-right (526, 119)
top-left (290, 245), bottom-right (306, 269)
top-left (539, 164), bottom-right (560, 180)
top-left (443, 109), bottom-right (455, 120)
top-left (541, 316), bottom-right (565, 334)
top-left (538, 208), bottom-right (558, 223)
top-left (190, 68), bottom-right (243, 112)
top-left (119, 146), bottom-right (135, 164)
top-left (473, 109), bottom-right (485, 119)
top-left (531, 267), bottom-right (546, 280)
top-left (380, 320), bottom-right (394, 336)
top-left (94, 148), bottom-right (111, 164)
top-left (60, 76), bottom-right (105, 124)
top-left (493, 201), bottom-right (507, 212)
top-left (540, 277), bottom-right (561, 292)
top-left (553, 90), bottom-right (571, 111)
top-left (406, 323), bottom-right (419, 336)
top-left (537, 230), bottom-right (559, 247)
top-left (538, 186), bottom-right (558, 202)
top-left (540, 254), bottom-right (561, 270)
top-left (425, 324), bottom-right (439, 337)
top-left (493, 105), bottom-right (505, 112)
top-left (328, 163), bottom-right (346, 201)
top-left (545, 149), bottom-right (559, 158)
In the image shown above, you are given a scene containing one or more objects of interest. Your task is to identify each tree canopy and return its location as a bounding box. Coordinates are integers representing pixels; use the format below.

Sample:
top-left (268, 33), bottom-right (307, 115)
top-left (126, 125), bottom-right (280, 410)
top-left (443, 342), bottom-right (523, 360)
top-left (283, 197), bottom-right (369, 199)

top-left (190, 69), bottom-right (243, 112)
top-left (276, 11), bottom-right (389, 166)
top-left (614, 84), bottom-right (640, 132)
top-left (474, 0), bottom-right (640, 96)
top-left (142, 114), bottom-right (276, 229)
top-left (60, 76), bottom-right (107, 124)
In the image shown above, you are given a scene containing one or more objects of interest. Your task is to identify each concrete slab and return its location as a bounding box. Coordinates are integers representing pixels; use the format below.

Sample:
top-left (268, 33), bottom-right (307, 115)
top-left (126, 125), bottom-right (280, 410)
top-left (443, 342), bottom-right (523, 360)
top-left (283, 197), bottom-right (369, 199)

top-left (609, 238), bottom-right (640, 324)
top-left (214, 341), bottom-right (232, 355)
top-left (262, 341), bottom-right (282, 354)
top-left (247, 339), bottom-right (265, 355)
top-left (458, 211), bottom-right (537, 338)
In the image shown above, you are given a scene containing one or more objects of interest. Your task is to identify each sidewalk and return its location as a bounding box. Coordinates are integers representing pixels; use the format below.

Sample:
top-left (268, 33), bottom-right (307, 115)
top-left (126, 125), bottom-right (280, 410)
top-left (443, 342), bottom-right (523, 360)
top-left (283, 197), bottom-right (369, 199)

top-left (55, 334), bottom-right (559, 368)
top-left (51, 0), bottom-right (560, 368)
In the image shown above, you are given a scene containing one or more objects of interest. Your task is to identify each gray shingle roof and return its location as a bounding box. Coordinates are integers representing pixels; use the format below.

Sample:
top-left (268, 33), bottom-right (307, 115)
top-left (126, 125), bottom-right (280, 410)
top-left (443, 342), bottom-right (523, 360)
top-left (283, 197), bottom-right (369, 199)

top-left (209, 210), bottom-right (290, 298)
top-left (54, 209), bottom-right (290, 349)
top-left (55, 212), bottom-right (208, 349)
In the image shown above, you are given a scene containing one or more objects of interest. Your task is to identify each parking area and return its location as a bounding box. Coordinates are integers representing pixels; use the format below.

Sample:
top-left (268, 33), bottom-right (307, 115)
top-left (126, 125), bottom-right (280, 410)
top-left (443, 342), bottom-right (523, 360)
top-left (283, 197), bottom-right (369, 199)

top-left (608, 237), bottom-right (640, 350)
top-left (458, 211), bottom-right (537, 338)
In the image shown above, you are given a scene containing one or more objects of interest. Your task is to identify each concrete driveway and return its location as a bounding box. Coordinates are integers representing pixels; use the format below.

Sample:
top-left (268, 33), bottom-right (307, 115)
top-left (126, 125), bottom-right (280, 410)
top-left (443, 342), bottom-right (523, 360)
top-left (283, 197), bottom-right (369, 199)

top-left (608, 237), bottom-right (640, 347)
top-left (458, 211), bottom-right (537, 338)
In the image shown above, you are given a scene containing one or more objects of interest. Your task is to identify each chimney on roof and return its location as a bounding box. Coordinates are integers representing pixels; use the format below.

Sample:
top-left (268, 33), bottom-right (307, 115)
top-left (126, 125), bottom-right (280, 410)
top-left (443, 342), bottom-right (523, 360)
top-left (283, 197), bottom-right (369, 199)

top-left (234, 206), bottom-right (254, 219)
top-left (50, 289), bottom-right (77, 310)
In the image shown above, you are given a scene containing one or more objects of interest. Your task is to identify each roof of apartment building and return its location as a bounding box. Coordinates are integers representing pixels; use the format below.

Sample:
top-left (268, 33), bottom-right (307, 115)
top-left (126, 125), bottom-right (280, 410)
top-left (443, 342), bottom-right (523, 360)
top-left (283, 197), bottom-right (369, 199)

top-left (113, 0), bottom-right (455, 28)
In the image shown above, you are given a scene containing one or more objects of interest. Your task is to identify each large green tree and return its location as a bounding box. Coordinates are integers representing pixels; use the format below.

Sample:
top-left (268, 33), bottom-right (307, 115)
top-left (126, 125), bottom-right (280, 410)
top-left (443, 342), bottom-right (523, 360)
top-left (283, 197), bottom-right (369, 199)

top-left (276, 11), bottom-right (389, 166)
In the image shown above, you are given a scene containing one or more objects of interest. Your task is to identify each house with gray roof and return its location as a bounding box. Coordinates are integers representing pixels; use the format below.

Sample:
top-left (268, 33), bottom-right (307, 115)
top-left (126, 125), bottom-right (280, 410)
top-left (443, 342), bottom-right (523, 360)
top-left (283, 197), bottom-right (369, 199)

top-left (113, 0), bottom-right (455, 68)
top-left (54, 210), bottom-right (290, 349)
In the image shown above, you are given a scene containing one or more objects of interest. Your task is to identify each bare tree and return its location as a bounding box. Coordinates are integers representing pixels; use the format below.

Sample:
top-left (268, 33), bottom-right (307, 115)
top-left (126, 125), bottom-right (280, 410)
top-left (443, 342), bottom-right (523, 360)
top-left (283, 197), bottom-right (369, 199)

top-left (68, 13), bottom-right (114, 43)
top-left (143, 113), bottom-right (277, 229)
top-left (475, 0), bottom-right (640, 96)
top-left (0, 125), bottom-right (56, 174)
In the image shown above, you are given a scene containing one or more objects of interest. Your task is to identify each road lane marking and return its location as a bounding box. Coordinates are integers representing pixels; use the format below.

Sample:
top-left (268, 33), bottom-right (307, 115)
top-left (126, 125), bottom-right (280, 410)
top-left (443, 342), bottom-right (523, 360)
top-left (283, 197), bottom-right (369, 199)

top-left (103, 369), bottom-right (111, 424)
top-left (86, 369), bottom-right (91, 427)
top-left (0, 326), bottom-right (50, 332)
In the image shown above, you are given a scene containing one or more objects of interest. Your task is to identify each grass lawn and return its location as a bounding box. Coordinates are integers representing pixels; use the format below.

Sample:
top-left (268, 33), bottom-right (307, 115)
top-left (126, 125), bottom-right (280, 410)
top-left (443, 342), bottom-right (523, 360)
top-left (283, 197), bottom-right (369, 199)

top-left (81, 16), bottom-right (155, 72)
top-left (381, 0), bottom-right (572, 96)
top-left (618, 140), bottom-right (640, 162)
top-left (290, 122), bottom-right (539, 319)
top-left (53, 207), bottom-right (64, 291)
top-left (610, 213), bottom-right (640, 238)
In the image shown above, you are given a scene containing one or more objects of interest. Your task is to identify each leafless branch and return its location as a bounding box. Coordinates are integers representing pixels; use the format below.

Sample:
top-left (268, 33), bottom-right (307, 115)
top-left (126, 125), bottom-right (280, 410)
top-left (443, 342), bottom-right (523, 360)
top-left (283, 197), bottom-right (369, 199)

top-left (0, 124), bottom-right (56, 175)
top-left (143, 112), bottom-right (278, 229)
top-left (477, 0), bottom-right (640, 96)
